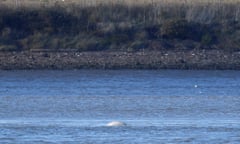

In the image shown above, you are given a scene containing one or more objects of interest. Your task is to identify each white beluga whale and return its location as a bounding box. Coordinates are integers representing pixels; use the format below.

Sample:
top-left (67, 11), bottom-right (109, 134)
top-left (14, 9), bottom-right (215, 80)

top-left (106, 121), bottom-right (126, 127)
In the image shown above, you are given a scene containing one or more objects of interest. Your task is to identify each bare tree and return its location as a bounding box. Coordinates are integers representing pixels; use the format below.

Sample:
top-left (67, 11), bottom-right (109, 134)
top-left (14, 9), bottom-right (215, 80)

top-left (14, 0), bottom-right (23, 7)
top-left (15, 0), bottom-right (19, 7)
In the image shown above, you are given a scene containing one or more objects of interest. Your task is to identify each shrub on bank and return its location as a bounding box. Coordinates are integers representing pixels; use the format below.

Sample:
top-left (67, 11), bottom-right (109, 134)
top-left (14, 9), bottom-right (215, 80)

top-left (0, 44), bottom-right (18, 51)
top-left (0, 1), bottom-right (239, 52)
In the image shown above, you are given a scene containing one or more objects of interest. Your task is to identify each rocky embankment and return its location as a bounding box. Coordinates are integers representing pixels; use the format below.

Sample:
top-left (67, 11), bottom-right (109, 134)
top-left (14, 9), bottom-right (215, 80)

top-left (0, 50), bottom-right (240, 70)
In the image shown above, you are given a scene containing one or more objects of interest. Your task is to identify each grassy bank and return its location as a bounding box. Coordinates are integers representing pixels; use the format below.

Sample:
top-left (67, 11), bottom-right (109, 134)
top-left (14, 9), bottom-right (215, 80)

top-left (0, 0), bottom-right (240, 52)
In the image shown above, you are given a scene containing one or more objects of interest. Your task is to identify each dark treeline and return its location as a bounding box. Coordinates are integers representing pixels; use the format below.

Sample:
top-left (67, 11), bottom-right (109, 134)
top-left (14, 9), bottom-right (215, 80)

top-left (0, 2), bottom-right (239, 52)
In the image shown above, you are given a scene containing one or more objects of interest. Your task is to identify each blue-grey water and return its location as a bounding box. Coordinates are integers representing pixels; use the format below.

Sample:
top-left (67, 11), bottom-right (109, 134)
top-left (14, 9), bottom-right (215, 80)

top-left (0, 70), bottom-right (240, 143)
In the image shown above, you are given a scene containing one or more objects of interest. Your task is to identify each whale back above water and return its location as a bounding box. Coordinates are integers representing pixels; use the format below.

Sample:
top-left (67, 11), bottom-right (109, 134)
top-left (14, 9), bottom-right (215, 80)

top-left (106, 121), bottom-right (126, 127)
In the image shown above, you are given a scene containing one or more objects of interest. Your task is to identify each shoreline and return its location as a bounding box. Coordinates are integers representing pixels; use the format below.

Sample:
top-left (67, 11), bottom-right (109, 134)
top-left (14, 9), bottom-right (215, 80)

top-left (1, 50), bottom-right (240, 70)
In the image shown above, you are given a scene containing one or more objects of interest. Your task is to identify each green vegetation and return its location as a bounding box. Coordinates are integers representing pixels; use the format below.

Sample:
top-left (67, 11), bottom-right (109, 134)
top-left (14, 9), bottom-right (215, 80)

top-left (0, 0), bottom-right (239, 52)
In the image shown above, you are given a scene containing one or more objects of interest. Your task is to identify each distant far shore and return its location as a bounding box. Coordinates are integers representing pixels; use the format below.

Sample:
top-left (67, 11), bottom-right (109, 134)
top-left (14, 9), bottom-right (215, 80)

top-left (1, 50), bottom-right (240, 70)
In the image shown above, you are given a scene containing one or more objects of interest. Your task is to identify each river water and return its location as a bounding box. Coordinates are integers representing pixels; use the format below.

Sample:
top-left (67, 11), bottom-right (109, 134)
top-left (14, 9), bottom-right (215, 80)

top-left (0, 70), bottom-right (239, 143)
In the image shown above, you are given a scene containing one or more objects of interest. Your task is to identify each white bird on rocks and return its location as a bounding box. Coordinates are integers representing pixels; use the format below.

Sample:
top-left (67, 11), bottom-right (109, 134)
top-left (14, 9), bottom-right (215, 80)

top-left (106, 121), bottom-right (126, 127)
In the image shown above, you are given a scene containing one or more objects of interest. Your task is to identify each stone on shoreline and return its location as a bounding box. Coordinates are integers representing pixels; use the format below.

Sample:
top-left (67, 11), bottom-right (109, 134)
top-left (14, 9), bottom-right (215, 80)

top-left (0, 50), bottom-right (240, 70)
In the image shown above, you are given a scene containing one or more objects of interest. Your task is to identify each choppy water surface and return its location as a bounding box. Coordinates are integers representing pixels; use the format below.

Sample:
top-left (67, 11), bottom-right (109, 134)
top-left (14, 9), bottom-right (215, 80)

top-left (0, 70), bottom-right (240, 143)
